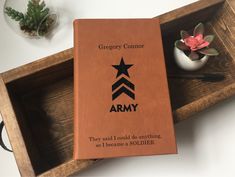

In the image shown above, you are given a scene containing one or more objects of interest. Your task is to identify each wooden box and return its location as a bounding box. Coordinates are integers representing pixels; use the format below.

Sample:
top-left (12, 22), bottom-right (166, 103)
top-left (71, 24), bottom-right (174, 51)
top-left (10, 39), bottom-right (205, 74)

top-left (1, 0), bottom-right (235, 176)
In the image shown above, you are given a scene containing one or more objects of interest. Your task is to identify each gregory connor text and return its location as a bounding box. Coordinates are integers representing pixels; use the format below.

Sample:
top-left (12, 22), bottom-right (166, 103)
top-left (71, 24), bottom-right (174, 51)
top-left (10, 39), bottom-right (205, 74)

top-left (98, 44), bottom-right (144, 50)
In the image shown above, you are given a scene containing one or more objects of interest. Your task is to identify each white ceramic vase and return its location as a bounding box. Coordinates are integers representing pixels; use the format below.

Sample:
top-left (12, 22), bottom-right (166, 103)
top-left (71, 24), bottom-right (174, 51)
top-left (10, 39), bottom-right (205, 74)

top-left (174, 47), bottom-right (209, 71)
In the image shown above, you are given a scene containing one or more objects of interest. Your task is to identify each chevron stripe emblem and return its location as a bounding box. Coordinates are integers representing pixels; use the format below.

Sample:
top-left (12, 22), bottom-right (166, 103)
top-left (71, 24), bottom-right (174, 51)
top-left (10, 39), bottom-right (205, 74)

top-left (112, 58), bottom-right (135, 100)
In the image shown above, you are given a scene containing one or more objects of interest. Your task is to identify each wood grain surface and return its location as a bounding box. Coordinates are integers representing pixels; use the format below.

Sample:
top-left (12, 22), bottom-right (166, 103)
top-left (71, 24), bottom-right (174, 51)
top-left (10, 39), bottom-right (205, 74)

top-left (2, 0), bottom-right (235, 176)
top-left (0, 77), bottom-right (35, 176)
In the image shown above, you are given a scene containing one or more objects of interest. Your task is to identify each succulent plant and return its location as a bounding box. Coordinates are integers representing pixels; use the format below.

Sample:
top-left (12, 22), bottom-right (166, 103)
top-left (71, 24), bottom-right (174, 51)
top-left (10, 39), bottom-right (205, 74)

top-left (5, 0), bottom-right (55, 37)
top-left (175, 23), bottom-right (219, 61)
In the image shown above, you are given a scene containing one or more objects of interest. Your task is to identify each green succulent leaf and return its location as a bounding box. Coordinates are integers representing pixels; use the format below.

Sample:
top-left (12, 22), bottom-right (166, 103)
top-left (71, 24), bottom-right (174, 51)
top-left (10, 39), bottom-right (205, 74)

top-left (204, 35), bottom-right (215, 44)
top-left (180, 30), bottom-right (190, 40)
top-left (175, 40), bottom-right (189, 51)
top-left (194, 23), bottom-right (204, 36)
top-left (5, 0), bottom-right (53, 36)
top-left (5, 7), bottom-right (24, 21)
top-left (189, 51), bottom-right (200, 61)
top-left (199, 48), bottom-right (219, 56)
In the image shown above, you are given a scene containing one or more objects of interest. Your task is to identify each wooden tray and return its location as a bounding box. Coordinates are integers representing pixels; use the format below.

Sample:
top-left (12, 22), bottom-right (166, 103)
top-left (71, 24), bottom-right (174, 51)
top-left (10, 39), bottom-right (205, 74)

top-left (1, 0), bottom-right (235, 176)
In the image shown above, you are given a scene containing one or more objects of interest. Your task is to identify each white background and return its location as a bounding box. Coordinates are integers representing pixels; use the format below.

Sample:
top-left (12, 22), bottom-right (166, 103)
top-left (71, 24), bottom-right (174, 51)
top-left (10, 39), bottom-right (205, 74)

top-left (1, 0), bottom-right (235, 177)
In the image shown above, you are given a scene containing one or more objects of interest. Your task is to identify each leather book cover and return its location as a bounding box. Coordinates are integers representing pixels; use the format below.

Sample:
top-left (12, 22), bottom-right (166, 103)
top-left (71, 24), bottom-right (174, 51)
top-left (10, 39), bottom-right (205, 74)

top-left (74, 18), bottom-right (177, 160)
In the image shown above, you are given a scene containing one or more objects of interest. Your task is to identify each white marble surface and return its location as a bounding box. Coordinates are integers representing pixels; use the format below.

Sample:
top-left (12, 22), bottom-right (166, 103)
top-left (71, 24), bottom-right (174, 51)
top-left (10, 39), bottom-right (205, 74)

top-left (1, 0), bottom-right (235, 177)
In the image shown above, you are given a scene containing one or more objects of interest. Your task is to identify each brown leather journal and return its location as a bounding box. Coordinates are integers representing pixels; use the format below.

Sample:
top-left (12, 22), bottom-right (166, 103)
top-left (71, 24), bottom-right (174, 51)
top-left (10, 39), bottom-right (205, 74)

top-left (74, 18), bottom-right (177, 160)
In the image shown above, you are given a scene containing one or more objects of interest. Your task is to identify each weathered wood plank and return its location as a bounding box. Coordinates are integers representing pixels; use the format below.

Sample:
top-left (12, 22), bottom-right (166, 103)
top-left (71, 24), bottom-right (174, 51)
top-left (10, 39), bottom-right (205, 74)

top-left (1, 49), bottom-right (73, 84)
top-left (159, 0), bottom-right (225, 35)
top-left (174, 82), bottom-right (235, 122)
top-left (211, 0), bottom-right (235, 59)
top-left (0, 76), bottom-right (35, 177)
top-left (38, 160), bottom-right (96, 177)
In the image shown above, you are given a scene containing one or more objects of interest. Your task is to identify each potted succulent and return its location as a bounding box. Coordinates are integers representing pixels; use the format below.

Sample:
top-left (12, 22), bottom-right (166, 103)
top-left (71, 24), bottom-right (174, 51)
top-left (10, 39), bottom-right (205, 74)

top-left (4, 0), bottom-right (57, 38)
top-left (174, 23), bottom-right (219, 71)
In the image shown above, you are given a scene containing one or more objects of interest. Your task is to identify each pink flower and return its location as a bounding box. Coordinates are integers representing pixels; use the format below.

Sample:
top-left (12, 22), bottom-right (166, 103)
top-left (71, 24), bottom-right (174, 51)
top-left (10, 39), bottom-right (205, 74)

top-left (184, 34), bottom-right (209, 51)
